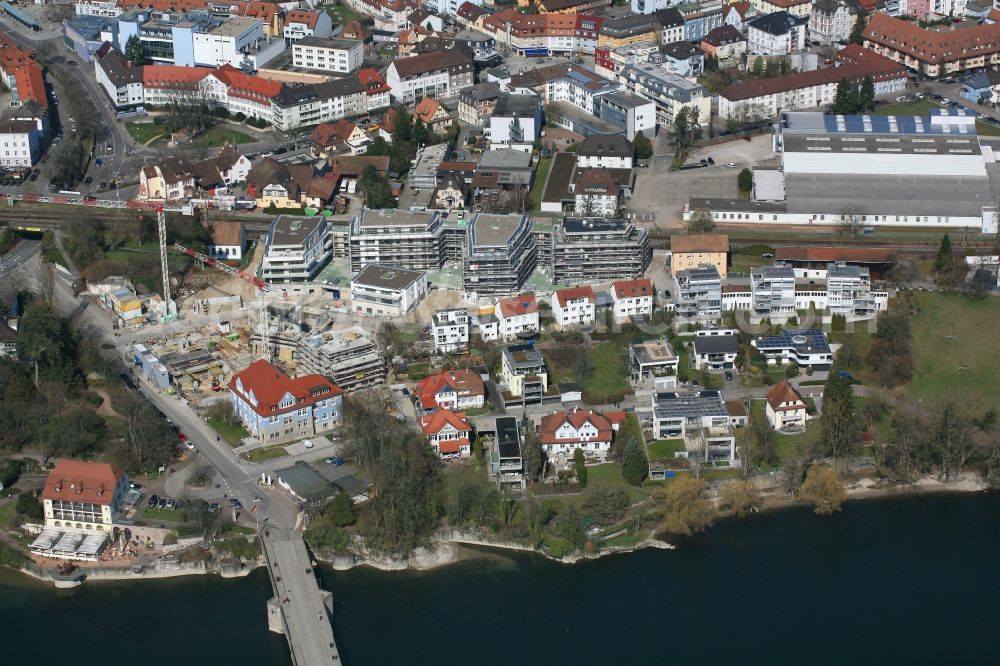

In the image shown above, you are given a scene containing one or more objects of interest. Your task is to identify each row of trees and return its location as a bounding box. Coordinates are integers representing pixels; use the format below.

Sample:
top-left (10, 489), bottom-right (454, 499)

top-left (831, 76), bottom-right (877, 115)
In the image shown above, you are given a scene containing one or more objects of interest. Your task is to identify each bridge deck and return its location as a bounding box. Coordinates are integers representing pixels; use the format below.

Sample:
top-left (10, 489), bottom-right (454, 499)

top-left (261, 528), bottom-right (340, 666)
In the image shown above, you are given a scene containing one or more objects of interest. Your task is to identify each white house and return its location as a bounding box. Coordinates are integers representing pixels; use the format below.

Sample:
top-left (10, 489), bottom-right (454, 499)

top-left (765, 379), bottom-right (808, 430)
top-left (747, 11), bottom-right (807, 56)
top-left (416, 369), bottom-right (486, 412)
top-left (0, 118), bottom-right (40, 168)
top-left (538, 407), bottom-right (616, 465)
top-left (419, 409), bottom-right (473, 459)
top-left (551, 286), bottom-right (596, 329)
top-left (691, 331), bottom-right (739, 370)
top-left (487, 92), bottom-right (541, 152)
top-left (495, 293), bottom-right (540, 339)
top-left (432, 308), bottom-right (470, 353)
top-left (94, 43), bottom-right (144, 111)
top-left (576, 134), bottom-right (634, 169)
top-left (385, 47), bottom-right (474, 103)
top-left (292, 37), bottom-right (364, 74)
top-left (283, 8), bottom-right (334, 43)
top-left (611, 278), bottom-right (654, 322)
top-left (207, 220), bottom-right (247, 261)
top-left (753, 328), bottom-right (834, 369)
top-left (350, 264), bottom-right (428, 317)
top-left (261, 215), bottom-right (333, 284)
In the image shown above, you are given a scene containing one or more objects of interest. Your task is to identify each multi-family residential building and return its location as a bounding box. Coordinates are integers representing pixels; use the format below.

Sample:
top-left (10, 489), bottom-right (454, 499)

top-left (490, 416), bottom-right (525, 491)
top-left (458, 81), bottom-right (501, 125)
top-left (292, 37), bottom-right (364, 73)
top-left (297, 325), bottom-right (387, 392)
top-left (718, 45), bottom-right (906, 119)
top-left (653, 7), bottom-right (685, 41)
top-left (551, 286), bottom-right (597, 328)
top-left (809, 0), bottom-right (852, 45)
top-left (751, 264), bottom-right (796, 315)
top-left (493, 293), bottom-right (540, 339)
top-left (94, 43), bottom-right (144, 111)
top-left (670, 234), bottom-right (729, 277)
top-left (419, 409), bottom-right (473, 459)
top-left (270, 76), bottom-right (368, 131)
top-left (487, 92), bottom-right (542, 151)
top-left (283, 8), bottom-right (333, 43)
top-left (309, 119), bottom-right (369, 158)
top-left (463, 212), bottom-right (536, 299)
top-left (385, 46), bottom-right (473, 103)
top-left (765, 379), bottom-right (808, 430)
top-left (358, 67), bottom-right (391, 112)
top-left (481, 11), bottom-right (604, 57)
top-left (700, 25), bottom-right (747, 66)
top-left (596, 90), bottom-right (657, 140)
top-left (539, 407), bottom-right (616, 465)
top-left (0, 117), bottom-right (41, 168)
top-left (139, 146), bottom-right (251, 201)
top-left (500, 343), bottom-right (548, 403)
top-left (549, 217), bottom-right (651, 283)
top-left (863, 12), bottom-right (1000, 78)
top-left (691, 331), bottom-right (739, 370)
top-left (41, 460), bottom-right (129, 532)
top-left (611, 278), bottom-right (654, 322)
top-left (432, 308), bottom-right (471, 353)
top-left (662, 40), bottom-right (705, 77)
top-left (349, 209), bottom-right (445, 272)
top-left (673, 265), bottom-right (721, 317)
top-left (598, 13), bottom-right (660, 48)
top-left (416, 368), bottom-right (486, 412)
top-left (538, 62), bottom-right (619, 115)
top-left (750, 0), bottom-right (812, 16)
top-left (572, 168), bottom-right (624, 217)
top-left (350, 264), bottom-right (428, 317)
top-left (229, 359), bottom-right (343, 444)
top-left (826, 261), bottom-right (880, 318)
top-left (677, 3), bottom-right (724, 41)
top-left (651, 390), bottom-right (738, 465)
top-left (261, 215), bottom-right (333, 283)
top-left (747, 11), bottom-right (807, 55)
top-left (618, 61), bottom-right (711, 126)
top-left (753, 328), bottom-right (834, 368)
top-left (576, 134), bottom-right (633, 169)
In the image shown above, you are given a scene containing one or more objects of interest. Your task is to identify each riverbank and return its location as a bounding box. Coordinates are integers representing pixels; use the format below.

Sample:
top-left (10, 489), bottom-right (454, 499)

top-left (318, 471), bottom-right (992, 573)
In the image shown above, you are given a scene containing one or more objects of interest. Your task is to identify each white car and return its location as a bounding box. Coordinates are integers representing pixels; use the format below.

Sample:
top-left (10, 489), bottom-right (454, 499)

top-left (941, 98), bottom-right (951, 105)
top-left (726, 162), bottom-right (737, 168)
top-left (303, 440), bottom-right (314, 449)
top-left (895, 95), bottom-right (907, 102)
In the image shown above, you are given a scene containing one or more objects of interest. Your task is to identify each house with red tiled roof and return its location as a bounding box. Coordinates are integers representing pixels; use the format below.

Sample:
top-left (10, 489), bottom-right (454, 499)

top-left (283, 8), bottom-right (333, 42)
top-left (551, 286), bottom-right (596, 328)
top-left (41, 460), bottom-right (129, 531)
top-left (765, 379), bottom-right (807, 430)
top-left (415, 368), bottom-right (486, 412)
top-left (229, 359), bottom-right (344, 444)
top-left (538, 407), bottom-right (617, 465)
top-left (494, 293), bottom-right (539, 340)
top-left (310, 119), bottom-right (368, 158)
top-left (358, 67), bottom-right (390, 111)
top-left (413, 96), bottom-right (452, 132)
top-left (863, 12), bottom-right (1000, 78)
top-left (611, 278), bottom-right (654, 322)
top-left (419, 409), bottom-right (473, 459)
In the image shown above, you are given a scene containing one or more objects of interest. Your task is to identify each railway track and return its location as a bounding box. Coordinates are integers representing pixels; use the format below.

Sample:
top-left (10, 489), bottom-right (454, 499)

top-left (649, 236), bottom-right (994, 254)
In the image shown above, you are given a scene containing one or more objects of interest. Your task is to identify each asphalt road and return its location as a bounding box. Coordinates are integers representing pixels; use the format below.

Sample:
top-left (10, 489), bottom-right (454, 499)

top-left (0, 238), bottom-right (40, 271)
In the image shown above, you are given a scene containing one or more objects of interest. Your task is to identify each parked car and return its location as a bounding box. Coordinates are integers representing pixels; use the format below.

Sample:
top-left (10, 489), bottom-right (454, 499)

top-left (326, 456), bottom-right (345, 466)
top-left (726, 162), bottom-right (737, 168)
top-left (147, 494), bottom-right (159, 508)
top-left (208, 502), bottom-right (220, 513)
top-left (941, 97), bottom-right (952, 105)
top-left (931, 94), bottom-right (943, 101)
top-left (95, 158), bottom-right (102, 167)
top-left (303, 440), bottom-right (314, 449)
top-left (725, 371), bottom-right (734, 381)
top-left (157, 498), bottom-right (167, 509)
top-left (83, 176), bottom-right (92, 185)
top-left (166, 499), bottom-right (176, 510)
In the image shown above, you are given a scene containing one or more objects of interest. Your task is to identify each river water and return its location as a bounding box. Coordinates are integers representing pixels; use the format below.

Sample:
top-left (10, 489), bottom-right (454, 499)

top-left (2, 493), bottom-right (998, 665)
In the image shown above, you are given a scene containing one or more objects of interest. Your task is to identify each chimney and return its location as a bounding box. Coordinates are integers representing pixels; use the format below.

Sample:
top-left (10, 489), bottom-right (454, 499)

top-left (55, 480), bottom-right (63, 493)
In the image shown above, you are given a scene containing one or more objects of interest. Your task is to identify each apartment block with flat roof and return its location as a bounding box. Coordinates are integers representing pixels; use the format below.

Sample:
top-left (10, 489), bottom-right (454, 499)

top-left (261, 215), bottom-right (333, 283)
top-left (673, 265), bottom-right (722, 317)
top-left (551, 217), bottom-right (651, 284)
top-left (349, 208), bottom-right (445, 272)
top-left (297, 326), bottom-right (386, 391)
top-left (463, 212), bottom-right (536, 299)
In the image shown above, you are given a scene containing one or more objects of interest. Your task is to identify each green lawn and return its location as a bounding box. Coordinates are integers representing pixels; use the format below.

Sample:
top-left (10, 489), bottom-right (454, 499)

top-left (143, 507), bottom-right (187, 523)
top-left (245, 445), bottom-right (288, 462)
top-left (975, 121), bottom-right (1000, 137)
top-left (586, 462), bottom-right (626, 485)
top-left (0, 499), bottom-right (18, 531)
top-left (325, 2), bottom-right (361, 23)
top-left (126, 122), bottom-right (166, 145)
top-left (531, 156), bottom-right (552, 212)
top-left (871, 100), bottom-right (938, 117)
top-left (582, 343), bottom-right (632, 404)
top-left (907, 292), bottom-right (1000, 409)
top-left (192, 126), bottom-right (254, 148)
top-left (208, 416), bottom-right (250, 448)
top-left (463, 406), bottom-right (491, 417)
top-left (646, 439), bottom-right (685, 461)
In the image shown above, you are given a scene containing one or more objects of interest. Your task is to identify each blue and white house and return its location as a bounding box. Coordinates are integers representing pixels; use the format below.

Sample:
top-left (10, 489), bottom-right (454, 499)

top-left (228, 359), bottom-right (343, 445)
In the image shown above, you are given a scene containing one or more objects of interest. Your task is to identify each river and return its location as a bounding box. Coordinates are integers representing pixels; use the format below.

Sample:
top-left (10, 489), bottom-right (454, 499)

top-left (1, 493), bottom-right (998, 665)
